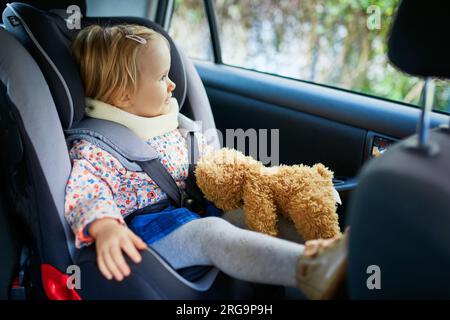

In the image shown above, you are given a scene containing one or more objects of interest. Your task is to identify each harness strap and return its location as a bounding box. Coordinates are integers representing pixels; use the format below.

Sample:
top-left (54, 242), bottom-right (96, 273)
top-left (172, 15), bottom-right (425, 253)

top-left (124, 199), bottom-right (171, 224)
top-left (138, 159), bottom-right (182, 207)
top-left (66, 118), bottom-right (203, 209)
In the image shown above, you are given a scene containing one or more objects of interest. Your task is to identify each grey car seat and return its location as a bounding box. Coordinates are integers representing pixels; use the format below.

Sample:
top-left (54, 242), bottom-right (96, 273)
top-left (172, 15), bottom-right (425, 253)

top-left (347, 0), bottom-right (450, 299)
top-left (0, 1), bottom-right (285, 299)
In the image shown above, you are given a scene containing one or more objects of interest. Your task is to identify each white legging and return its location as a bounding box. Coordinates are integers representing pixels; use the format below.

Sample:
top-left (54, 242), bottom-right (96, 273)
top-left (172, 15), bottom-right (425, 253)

top-left (151, 211), bottom-right (304, 287)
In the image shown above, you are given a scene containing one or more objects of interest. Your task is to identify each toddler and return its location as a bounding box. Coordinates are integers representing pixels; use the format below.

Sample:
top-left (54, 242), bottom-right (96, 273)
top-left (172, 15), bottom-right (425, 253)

top-left (65, 24), bottom-right (348, 300)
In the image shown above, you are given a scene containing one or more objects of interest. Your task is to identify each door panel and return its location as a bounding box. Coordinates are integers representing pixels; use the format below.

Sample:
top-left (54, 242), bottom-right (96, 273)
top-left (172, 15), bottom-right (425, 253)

top-left (194, 61), bottom-right (449, 223)
top-left (195, 61), bottom-right (449, 178)
top-left (206, 86), bottom-right (366, 178)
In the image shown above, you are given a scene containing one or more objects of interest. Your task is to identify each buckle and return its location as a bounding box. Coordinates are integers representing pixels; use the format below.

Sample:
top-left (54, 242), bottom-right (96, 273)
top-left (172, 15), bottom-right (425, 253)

top-left (181, 190), bottom-right (204, 213)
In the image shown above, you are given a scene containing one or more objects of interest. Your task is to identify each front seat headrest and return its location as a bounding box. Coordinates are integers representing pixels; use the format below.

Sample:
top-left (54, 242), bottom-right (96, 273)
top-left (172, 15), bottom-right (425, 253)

top-left (387, 0), bottom-right (450, 79)
top-left (3, 2), bottom-right (187, 129)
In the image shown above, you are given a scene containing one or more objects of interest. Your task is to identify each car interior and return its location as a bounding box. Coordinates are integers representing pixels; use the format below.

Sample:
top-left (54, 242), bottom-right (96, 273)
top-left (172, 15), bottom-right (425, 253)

top-left (0, 0), bottom-right (449, 300)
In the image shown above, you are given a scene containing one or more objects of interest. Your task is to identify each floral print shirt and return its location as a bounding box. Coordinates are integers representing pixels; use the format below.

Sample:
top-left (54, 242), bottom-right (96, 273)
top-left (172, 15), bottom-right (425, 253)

top-left (64, 129), bottom-right (212, 248)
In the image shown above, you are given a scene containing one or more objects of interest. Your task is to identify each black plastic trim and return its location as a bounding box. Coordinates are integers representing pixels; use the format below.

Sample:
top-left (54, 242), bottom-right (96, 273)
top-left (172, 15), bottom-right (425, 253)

top-left (203, 0), bottom-right (222, 63)
top-left (195, 61), bottom-right (449, 139)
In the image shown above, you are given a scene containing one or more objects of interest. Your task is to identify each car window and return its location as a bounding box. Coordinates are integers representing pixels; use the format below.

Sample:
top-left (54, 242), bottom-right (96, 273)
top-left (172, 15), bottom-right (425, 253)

top-left (86, 0), bottom-right (152, 18)
top-left (170, 0), bottom-right (449, 114)
top-left (169, 0), bottom-right (214, 61)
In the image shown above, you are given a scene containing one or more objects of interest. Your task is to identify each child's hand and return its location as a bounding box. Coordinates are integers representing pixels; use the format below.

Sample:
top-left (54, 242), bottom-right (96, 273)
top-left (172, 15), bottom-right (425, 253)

top-left (88, 218), bottom-right (148, 281)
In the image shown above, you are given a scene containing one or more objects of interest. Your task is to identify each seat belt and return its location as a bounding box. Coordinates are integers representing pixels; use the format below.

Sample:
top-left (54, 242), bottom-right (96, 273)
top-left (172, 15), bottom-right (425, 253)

top-left (128, 132), bottom-right (204, 223)
top-left (137, 159), bottom-right (182, 207)
top-left (184, 131), bottom-right (207, 212)
top-left (66, 118), bottom-right (203, 210)
top-left (137, 131), bottom-right (203, 210)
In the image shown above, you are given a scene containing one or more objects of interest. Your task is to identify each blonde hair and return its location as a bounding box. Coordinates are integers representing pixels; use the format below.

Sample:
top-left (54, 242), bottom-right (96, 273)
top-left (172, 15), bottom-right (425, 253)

top-left (72, 24), bottom-right (170, 104)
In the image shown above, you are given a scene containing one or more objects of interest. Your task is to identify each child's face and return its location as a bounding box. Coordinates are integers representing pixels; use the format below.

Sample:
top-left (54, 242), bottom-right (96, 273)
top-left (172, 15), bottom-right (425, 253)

top-left (120, 38), bottom-right (176, 117)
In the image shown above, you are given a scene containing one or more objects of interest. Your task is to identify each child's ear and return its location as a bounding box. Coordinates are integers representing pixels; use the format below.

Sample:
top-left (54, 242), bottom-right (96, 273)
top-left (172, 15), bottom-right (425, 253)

top-left (114, 91), bottom-right (133, 108)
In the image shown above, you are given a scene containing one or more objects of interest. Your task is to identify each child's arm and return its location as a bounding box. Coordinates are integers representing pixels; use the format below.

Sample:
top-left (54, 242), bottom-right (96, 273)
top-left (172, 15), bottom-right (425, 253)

top-left (65, 140), bottom-right (125, 248)
top-left (65, 140), bottom-right (147, 281)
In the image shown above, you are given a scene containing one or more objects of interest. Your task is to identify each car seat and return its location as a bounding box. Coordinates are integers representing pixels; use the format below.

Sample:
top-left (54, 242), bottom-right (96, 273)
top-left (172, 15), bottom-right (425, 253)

top-left (346, 0), bottom-right (450, 298)
top-left (0, 1), bottom-right (286, 299)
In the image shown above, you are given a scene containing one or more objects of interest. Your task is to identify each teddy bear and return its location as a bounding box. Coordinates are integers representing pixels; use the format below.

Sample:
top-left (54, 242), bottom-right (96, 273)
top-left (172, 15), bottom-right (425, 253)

top-left (194, 148), bottom-right (341, 241)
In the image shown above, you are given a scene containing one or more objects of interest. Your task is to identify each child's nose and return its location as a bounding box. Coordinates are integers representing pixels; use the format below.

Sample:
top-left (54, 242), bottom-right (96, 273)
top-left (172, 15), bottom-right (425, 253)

top-left (168, 78), bottom-right (176, 92)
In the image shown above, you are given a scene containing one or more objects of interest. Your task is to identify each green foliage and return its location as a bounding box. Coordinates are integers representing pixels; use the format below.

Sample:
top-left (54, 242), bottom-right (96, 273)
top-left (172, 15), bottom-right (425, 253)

top-left (172, 0), bottom-right (449, 113)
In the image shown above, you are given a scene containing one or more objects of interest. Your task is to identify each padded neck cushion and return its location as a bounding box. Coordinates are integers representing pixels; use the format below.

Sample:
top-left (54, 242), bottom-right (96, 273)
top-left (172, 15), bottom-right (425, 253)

top-left (3, 2), bottom-right (187, 129)
top-left (387, 0), bottom-right (450, 78)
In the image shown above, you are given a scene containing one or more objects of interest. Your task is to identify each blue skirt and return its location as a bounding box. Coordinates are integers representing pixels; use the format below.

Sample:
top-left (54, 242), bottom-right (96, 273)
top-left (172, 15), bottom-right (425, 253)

top-left (128, 201), bottom-right (222, 245)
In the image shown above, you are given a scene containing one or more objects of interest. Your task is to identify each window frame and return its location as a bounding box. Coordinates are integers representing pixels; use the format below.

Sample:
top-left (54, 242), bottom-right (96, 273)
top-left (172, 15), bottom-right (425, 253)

top-left (203, 0), bottom-right (222, 64)
top-left (156, 0), bottom-right (174, 30)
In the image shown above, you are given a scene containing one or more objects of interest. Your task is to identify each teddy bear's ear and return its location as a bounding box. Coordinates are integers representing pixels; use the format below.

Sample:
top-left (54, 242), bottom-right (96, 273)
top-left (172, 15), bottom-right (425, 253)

top-left (313, 163), bottom-right (333, 179)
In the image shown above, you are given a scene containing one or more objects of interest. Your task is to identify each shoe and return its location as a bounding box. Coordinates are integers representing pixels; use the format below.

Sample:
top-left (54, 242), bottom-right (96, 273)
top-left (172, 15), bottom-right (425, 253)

top-left (295, 229), bottom-right (349, 300)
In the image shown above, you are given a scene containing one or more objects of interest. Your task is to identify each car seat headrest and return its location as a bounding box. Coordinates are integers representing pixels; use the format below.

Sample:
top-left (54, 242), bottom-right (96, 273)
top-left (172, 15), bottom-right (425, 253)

top-left (1, 0), bottom-right (86, 19)
top-left (387, 0), bottom-right (450, 79)
top-left (3, 2), bottom-right (187, 129)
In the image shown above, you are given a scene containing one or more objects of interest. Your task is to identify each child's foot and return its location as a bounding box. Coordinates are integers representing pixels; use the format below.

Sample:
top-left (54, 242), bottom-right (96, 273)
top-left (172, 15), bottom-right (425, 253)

top-left (295, 229), bottom-right (349, 300)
